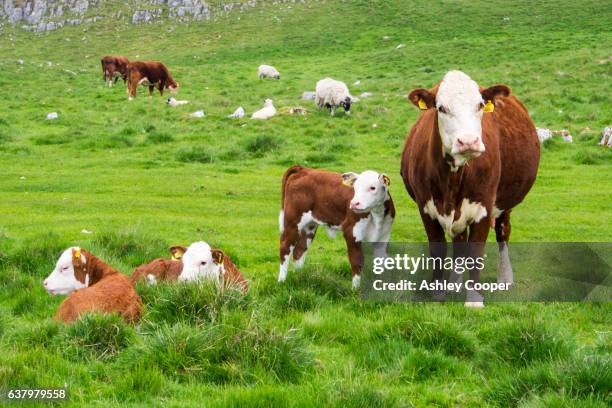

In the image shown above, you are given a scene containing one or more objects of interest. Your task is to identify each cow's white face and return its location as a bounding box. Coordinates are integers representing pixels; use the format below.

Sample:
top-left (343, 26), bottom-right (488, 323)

top-left (43, 247), bottom-right (87, 295)
top-left (436, 71), bottom-right (486, 164)
top-left (408, 70), bottom-right (510, 168)
top-left (178, 242), bottom-right (223, 282)
top-left (342, 170), bottom-right (390, 213)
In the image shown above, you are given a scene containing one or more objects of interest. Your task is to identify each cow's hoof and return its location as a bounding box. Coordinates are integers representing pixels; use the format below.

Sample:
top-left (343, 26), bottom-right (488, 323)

top-left (352, 275), bottom-right (361, 290)
top-left (464, 301), bottom-right (485, 308)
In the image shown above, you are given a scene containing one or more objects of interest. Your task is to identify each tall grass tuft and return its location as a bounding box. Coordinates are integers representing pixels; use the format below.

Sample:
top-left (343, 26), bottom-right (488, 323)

top-left (176, 145), bottom-right (215, 163)
top-left (59, 313), bottom-right (135, 361)
top-left (245, 135), bottom-right (280, 157)
top-left (8, 232), bottom-right (69, 276)
top-left (138, 279), bottom-right (249, 325)
top-left (92, 230), bottom-right (169, 268)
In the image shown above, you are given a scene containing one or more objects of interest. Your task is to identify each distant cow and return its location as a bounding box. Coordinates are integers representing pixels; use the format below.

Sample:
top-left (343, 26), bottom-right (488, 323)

top-left (131, 246), bottom-right (186, 285)
top-left (126, 61), bottom-right (179, 100)
top-left (101, 55), bottom-right (129, 87)
top-left (279, 165), bottom-right (395, 289)
top-left (400, 70), bottom-right (540, 307)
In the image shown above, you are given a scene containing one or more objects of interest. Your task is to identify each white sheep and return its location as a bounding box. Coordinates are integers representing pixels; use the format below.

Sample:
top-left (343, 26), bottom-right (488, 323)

top-left (167, 97), bottom-right (189, 107)
top-left (251, 99), bottom-right (276, 120)
top-left (315, 78), bottom-right (352, 116)
top-left (228, 106), bottom-right (245, 119)
top-left (258, 65), bottom-right (280, 80)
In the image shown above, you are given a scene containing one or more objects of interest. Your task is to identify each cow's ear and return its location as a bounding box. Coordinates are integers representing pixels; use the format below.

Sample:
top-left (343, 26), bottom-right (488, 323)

top-left (481, 85), bottom-right (511, 106)
top-left (408, 88), bottom-right (435, 110)
top-left (211, 249), bottom-right (224, 265)
top-left (341, 172), bottom-right (359, 187)
top-left (169, 246), bottom-right (187, 260)
top-left (379, 174), bottom-right (390, 187)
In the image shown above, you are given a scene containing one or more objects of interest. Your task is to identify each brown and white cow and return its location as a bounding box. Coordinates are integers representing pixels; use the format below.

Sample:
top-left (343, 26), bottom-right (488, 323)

top-left (177, 241), bottom-right (249, 294)
top-left (279, 165), bottom-right (395, 289)
top-left (44, 247), bottom-right (143, 323)
top-left (101, 55), bottom-right (129, 87)
top-left (400, 70), bottom-right (540, 307)
top-left (130, 246), bottom-right (186, 285)
top-left (126, 61), bottom-right (179, 101)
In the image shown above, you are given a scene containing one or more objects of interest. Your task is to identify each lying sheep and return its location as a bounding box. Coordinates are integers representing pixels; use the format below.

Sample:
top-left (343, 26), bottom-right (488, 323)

top-left (178, 241), bottom-right (249, 294)
top-left (251, 99), bottom-right (276, 120)
top-left (167, 97), bottom-right (189, 107)
top-left (258, 64), bottom-right (280, 80)
top-left (315, 77), bottom-right (352, 116)
top-left (131, 246), bottom-right (186, 284)
top-left (44, 247), bottom-right (143, 324)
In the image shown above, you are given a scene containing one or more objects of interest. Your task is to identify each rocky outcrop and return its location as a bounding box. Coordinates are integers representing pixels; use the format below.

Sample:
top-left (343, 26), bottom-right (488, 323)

top-left (0, 0), bottom-right (303, 32)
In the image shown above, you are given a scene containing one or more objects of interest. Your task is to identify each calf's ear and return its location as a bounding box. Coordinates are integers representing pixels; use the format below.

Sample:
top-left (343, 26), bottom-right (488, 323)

top-left (341, 172), bottom-right (359, 187)
top-left (481, 85), bottom-right (511, 107)
top-left (211, 249), bottom-right (225, 265)
top-left (408, 88), bottom-right (435, 110)
top-left (379, 174), bottom-right (391, 187)
top-left (170, 246), bottom-right (188, 260)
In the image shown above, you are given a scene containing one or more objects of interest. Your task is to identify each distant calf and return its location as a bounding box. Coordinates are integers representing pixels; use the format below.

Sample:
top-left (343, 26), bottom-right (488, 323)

top-left (126, 61), bottom-right (179, 100)
top-left (279, 165), bottom-right (395, 289)
top-left (131, 246), bottom-right (186, 285)
top-left (178, 241), bottom-right (249, 294)
top-left (44, 247), bottom-right (143, 323)
top-left (101, 55), bottom-right (129, 87)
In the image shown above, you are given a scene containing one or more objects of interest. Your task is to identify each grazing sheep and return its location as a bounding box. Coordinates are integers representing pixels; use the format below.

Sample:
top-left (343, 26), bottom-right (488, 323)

top-left (43, 247), bottom-right (143, 324)
top-left (131, 246), bottom-right (186, 284)
top-left (178, 241), bottom-right (249, 293)
top-left (167, 97), bottom-right (189, 107)
top-left (315, 78), bottom-right (352, 116)
top-left (251, 99), bottom-right (276, 120)
top-left (258, 64), bottom-right (280, 80)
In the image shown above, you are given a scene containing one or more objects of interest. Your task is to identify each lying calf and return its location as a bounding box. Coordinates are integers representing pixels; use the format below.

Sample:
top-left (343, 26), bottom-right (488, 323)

top-left (44, 247), bottom-right (143, 324)
top-left (279, 165), bottom-right (395, 289)
top-left (178, 241), bottom-right (249, 294)
top-left (131, 246), bottom-right (186, 284)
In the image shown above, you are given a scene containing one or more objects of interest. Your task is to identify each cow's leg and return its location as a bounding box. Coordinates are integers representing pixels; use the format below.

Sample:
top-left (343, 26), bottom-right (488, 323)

top-left (158, 82), bottom-right (165, 96)
top-left (465, 218), bottom-right (490, 308)
top-left (293, 223), bottom-right (317, 270)
top-left (128, 78), bottom-right (137, 101)
top-left (419, 211), bottom-right (447, 295)
top-left (279, 223), bottom-right (299, 283)
top-left (450, 231), bottom-right (468, 287)
top-left (148, 85), bottom-right (155, 97)
top-left (495, 210), bottom-right (514, 286)
top-left (343, 233), bottom-right (363, 290)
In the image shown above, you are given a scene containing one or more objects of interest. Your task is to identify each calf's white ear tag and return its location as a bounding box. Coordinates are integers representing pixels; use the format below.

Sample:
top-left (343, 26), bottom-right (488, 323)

top-left (483, 100), bottom-right (495, 113)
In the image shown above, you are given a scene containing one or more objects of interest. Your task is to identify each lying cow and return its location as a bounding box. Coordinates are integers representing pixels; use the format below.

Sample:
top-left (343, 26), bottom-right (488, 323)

top-left (279, 165), bottom-right (395, 289)
top-left (126, 61), bottom-right (179, 101)
top-left (101, 55), bottom-right (129, 87)
top-left (401, 70), bottom-right (540, 307)
top-left (178, 241), bottom-right (249, 294)
top-left (44, 247), bottom-right (143, 323)
top-left (130, 246), bottom-right (186, 284)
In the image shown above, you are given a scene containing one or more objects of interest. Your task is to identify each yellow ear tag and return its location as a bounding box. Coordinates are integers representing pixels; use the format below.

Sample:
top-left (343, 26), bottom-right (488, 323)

top-left (73, 249), bottom-right (81, 259)
top-left (483, 100), bottom-right (494, 113)
top-left (383, 175), bottom-right (391, 186)
top-left (418, 99), bottom-right (428, 110)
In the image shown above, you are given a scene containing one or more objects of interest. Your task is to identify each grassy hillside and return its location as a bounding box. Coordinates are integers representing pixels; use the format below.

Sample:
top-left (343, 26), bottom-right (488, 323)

top-left (0, 0), bottom-right (610, 406)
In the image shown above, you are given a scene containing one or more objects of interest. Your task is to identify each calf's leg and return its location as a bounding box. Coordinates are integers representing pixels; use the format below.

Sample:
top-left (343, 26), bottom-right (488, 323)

top-left (293, 224), bottom-right (317, 270)
top-left (279, 223), bottom-right (299, 282)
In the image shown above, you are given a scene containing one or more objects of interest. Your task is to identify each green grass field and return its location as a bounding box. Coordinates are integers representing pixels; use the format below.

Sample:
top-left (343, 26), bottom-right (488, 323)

top-left (0, 0), bottom-right (611, 406)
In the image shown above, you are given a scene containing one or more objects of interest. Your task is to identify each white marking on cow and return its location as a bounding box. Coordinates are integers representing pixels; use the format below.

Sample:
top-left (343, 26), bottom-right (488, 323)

top-left (352, 275), bottom-right (361, 289)
top-left (147, 274), bottom-right (157, 285)
top-left (137, 77), bottom-right (150, 86)
top-left (492, 206), bottom-right (503, 219)
top-left (423, 198), bottom-right (487, 238)
top-left (497, 242), bottom-right (513, 285)
top-left (278, 244), bottom-right (294, 282)
top-left (278, 210), bottom-right (285, 234)
top-left (325, 226), bottom-right (340, 238)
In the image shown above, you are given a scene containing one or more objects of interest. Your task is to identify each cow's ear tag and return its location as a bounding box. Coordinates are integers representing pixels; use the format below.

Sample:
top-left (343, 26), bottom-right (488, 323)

top-left (418, 99), bottom-right (428, 110)
top-left (382, 175), bottom-right (391, 186)
top-left (73, 249), bottom-right (81, 259)
top-left (483, 100), bottom-right (494, 113)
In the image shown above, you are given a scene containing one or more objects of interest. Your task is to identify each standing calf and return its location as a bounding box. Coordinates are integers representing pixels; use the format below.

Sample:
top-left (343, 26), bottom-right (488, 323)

top-left (44, 247), bottom-right (143, 323)
top-left (126, 61), bottom-right (179, 100)
top-left (101, 55), bottom-right (129, 87)
top-left (279, 165), bottom-right (395, 289)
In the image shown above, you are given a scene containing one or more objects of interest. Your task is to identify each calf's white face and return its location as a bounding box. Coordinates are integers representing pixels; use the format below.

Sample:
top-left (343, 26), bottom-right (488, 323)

top-left (178, 241), bottom-right (224, 282)
top-left (342, 170), bottom-right (390, 213)
top-left (408, 70), bottom-right (510, 168)
top-left (43, 247), bottom-right (87, 295)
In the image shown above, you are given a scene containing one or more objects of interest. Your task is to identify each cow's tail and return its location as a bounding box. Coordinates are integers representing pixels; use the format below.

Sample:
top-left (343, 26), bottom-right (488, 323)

top-left (279, 165), bottom-right (302, 233)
